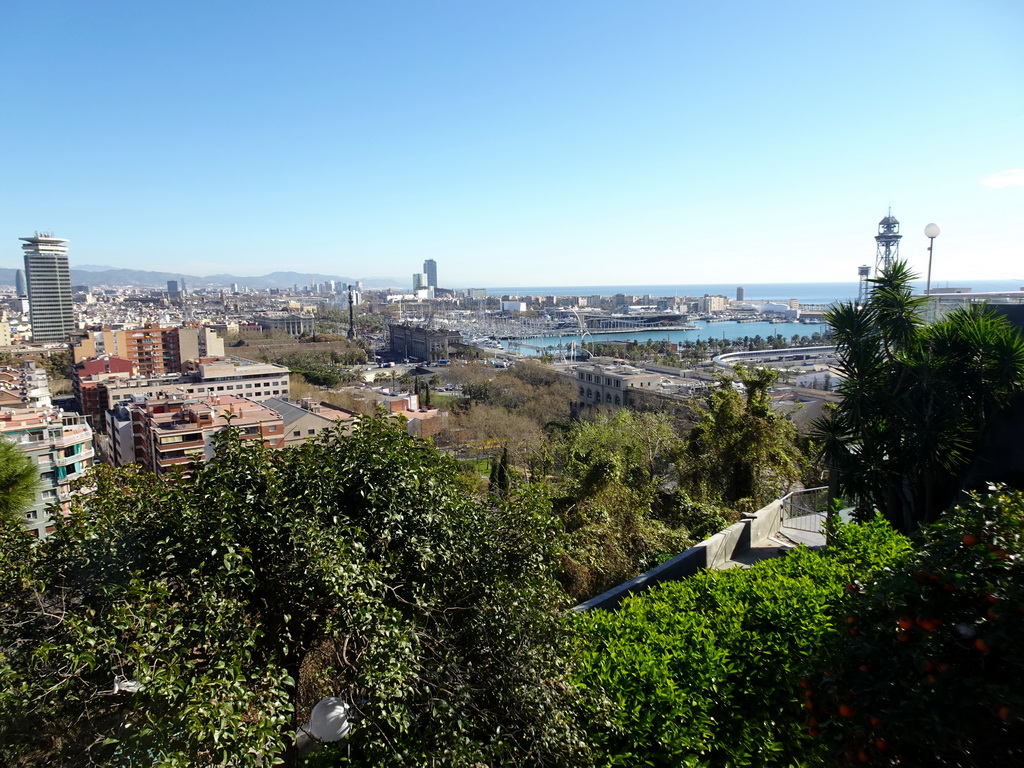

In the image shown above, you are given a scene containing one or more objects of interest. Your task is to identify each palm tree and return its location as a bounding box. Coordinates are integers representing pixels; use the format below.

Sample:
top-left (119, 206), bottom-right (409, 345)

top-left (817, 262), bottom-right (1024, 532)
top-left (0, 438), bottom-right (38, 529)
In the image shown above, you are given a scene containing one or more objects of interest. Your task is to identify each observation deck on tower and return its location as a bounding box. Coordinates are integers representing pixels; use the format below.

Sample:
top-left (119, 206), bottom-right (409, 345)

top-left (874, 211), bottom-right (902, 274)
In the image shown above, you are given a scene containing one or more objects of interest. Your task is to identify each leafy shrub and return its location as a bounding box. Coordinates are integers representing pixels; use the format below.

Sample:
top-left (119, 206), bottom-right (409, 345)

top-left (807, 487), bottom-right (1024, 765)
top-left (574, 517), bottom-right (910, 767)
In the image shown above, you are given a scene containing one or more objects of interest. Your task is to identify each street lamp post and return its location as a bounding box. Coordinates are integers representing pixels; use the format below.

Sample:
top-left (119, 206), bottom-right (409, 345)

top-left (924, 223), bottom-right (941, 295)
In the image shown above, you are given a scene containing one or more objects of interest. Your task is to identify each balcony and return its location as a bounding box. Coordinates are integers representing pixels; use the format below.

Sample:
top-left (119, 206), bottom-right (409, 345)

top-left (155, 437), bottom-right (205, 452)
top-left (54, 446), bottom-right (95, 466)
top-left (48, 429), bottom-right (93, 450)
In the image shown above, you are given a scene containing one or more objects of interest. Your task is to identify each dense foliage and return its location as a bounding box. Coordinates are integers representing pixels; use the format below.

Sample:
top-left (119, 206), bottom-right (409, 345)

top-left (0, 418), bottom-right (586, 768)
top-left (574, 517), bottom-right (912, 767)
top-left (808, 486), bottom-right (1024, 765)
top-left (550, 409), bottom-right (700, 601)
top-left (818, 262), bottom-right (1024, 532)
top-left (682, 366), bottom-right (803, 512)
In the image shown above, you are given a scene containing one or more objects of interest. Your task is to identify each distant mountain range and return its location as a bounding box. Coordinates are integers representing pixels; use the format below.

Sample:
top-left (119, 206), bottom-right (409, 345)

top-left (0, 266), bottom-right (405, 291)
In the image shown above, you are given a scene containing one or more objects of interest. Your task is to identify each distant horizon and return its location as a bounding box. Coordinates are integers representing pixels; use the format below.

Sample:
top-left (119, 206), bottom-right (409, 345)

top-left (5, 261), bottom-right (1023, 299)
top-left (46, 264), bottom-right (1024, 290)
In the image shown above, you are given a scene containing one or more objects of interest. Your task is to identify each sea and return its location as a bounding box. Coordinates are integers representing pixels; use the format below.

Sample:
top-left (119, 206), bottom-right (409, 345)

top-left (488, 279), bottom-right (1024, 356)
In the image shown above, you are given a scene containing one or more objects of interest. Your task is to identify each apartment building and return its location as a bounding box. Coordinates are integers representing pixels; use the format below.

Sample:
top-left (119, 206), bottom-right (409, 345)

top-left (74, 355), bottom-right (290, 433)
top-left (0, 361), bottom-right (53, 409)
top-left (117, 395), bottom-right (284, 477)
top-left (72, 324), bottom-right (226, 375)
top-left (1, 407), bottom-right (95, 538)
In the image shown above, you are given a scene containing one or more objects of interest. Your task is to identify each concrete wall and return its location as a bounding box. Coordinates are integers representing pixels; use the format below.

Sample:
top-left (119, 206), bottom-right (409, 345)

top-left (572, 499), bottom-right (785, 612)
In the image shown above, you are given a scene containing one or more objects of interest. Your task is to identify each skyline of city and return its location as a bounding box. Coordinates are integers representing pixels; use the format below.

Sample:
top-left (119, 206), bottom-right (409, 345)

top-left (2, 1), bottom-right (1022, 285)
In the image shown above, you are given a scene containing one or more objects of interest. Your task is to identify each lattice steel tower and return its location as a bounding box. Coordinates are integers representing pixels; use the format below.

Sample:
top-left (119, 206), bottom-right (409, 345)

top-left (857, 265), bottom-right (871, 306)
top-left (874, 209), bottom-right (902, 275)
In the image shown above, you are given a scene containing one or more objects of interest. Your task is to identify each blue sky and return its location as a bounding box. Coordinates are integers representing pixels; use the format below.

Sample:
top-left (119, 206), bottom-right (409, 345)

top-left (2, 0), bottom-right (1021, 287)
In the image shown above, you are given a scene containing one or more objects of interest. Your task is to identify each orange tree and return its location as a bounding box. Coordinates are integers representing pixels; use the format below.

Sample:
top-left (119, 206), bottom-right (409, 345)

top-left (807, 486), bottom-right (1024, 765)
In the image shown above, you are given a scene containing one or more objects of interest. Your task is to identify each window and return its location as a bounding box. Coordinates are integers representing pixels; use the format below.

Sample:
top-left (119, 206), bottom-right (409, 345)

top-left (606, 393), bottom-right (612, 403)
top-left (614, 395), bottom-right (621, 405)
top-left (615, 380), bottom-right (621, 388)
top-left (579, 387), bottom-right (585, 396)
top-left (293, 430), bottom-right (301, 437)
top-left (308, 429), bottom-right (315, 435)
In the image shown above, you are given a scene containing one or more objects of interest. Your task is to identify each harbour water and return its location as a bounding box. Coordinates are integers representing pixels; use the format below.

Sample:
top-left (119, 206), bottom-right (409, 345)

top-left (504, 318), bottom-right (830, 356)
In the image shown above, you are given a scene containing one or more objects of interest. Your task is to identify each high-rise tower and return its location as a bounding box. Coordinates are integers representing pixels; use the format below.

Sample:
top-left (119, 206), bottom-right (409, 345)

top-left (15, 269), bottom-right (26, 297)
top-left (21, 233), bottom-right (74, 343)
top-left (874, 210), bottom-right (902, 275)
top-left (423, 259), bottom-right (437, 289)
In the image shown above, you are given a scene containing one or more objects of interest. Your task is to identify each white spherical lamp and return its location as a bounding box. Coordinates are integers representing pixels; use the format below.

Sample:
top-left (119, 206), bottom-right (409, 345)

top-left (308, 697), bottom-right (352, 742)
top-left (924, 223), bottom-right (940, 239)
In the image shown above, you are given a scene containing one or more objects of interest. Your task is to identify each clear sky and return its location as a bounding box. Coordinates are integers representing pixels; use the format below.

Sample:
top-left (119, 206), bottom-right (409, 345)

top-left (2, 0), bottom-right (1021, 287)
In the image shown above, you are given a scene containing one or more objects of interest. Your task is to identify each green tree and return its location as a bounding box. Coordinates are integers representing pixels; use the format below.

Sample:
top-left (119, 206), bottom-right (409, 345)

top-left (681, 366), bottom-right (802, 512)
top-left (0, 419), bottom-right (586, 767)
top-left (0, 438), bottom-right (38, 529)
top-left (552, 410), bottom-right (694, 601)
top-left (817, 262), bottom-right (1024, 532)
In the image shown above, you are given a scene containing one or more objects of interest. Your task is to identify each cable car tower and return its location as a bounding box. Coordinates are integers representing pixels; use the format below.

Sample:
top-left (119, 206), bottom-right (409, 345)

top-left (857, 265), bottom-right (871, 306)
top-left (874, 209), bottom-right (902, 275)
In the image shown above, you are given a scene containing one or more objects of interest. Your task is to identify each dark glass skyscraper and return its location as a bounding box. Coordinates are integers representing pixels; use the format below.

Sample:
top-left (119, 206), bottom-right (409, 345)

top-left (22, 233), bottom-right (74, 343)
top-left (423, 259), bottom-right (437, 288)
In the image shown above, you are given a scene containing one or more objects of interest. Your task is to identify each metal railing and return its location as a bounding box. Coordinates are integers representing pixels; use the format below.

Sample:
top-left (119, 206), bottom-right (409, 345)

top-left (781, 486), bottom-right (830, 531)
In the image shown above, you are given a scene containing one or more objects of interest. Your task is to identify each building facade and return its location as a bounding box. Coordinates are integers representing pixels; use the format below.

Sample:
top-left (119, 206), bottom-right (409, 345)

top-left (72, 325), bottom-right (226, 374)
top-left (388, 323), bottom-right (462, 361)
top-left (253, 312), bottom-right (315, 337)
top-left (74, 355), bottom-right (291, 436)
top-left (423, 259), bottom-right (437, 288)
top-left (573, 363), bottom-right (664, 409)
top-left (1, 408), bottom-right (94, 538)
top-left (117, 395), bottom-right (284, 476)
top-left (22, 233), bottom-right (74, 343)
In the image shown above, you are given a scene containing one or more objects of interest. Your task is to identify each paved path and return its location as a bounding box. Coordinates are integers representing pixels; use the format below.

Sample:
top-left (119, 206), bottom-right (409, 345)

top-left (715, 513), bottom-right (827, 570)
